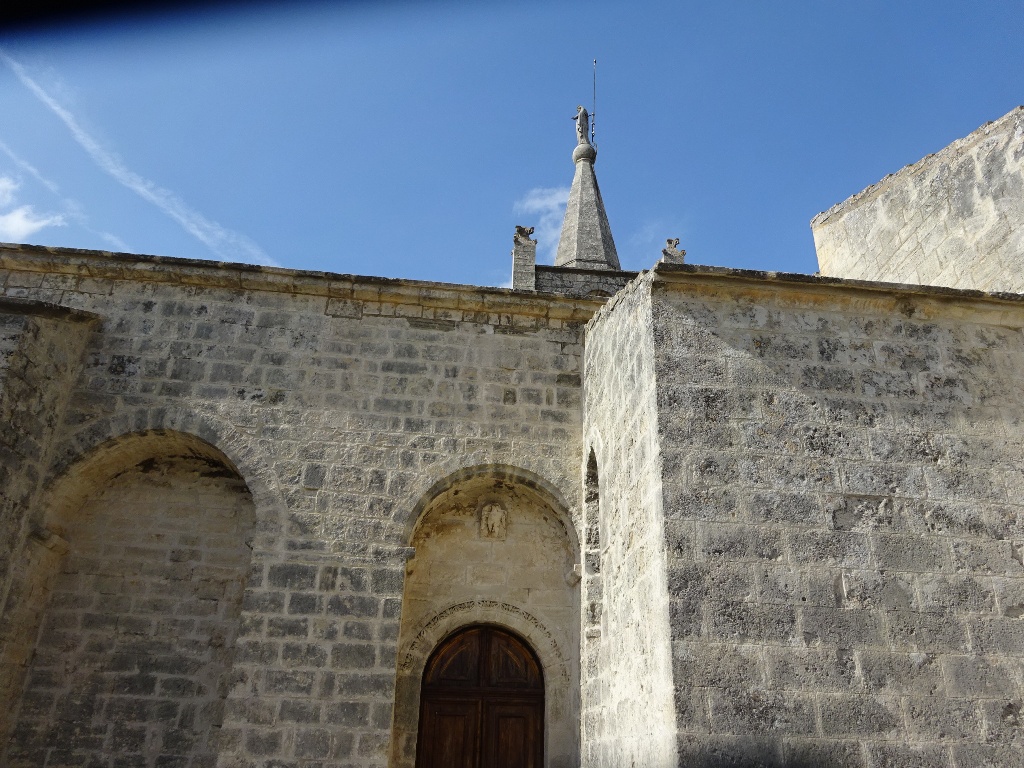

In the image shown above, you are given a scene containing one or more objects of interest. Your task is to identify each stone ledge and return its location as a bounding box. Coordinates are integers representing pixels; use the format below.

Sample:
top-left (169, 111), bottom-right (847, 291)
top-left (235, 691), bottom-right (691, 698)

top-left (654, 260), bottom-right (1024, 311)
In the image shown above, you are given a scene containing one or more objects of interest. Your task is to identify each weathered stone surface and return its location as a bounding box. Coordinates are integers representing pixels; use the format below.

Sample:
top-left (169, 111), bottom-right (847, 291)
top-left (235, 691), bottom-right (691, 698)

top-left (6, 452), bottom-right (254, 768)
top-left (813, 106), bottom-right (1024, 293)
top-left (534, 265), bottom-right (637, 299)
top-left (579, 263), bottom-right (1024, 765)
top-left (581, 275), bottom-right (677, 766)
top-left (0, 247), bottom-right (594, 768)
top-left (554, 150), bottom-right (620, 270)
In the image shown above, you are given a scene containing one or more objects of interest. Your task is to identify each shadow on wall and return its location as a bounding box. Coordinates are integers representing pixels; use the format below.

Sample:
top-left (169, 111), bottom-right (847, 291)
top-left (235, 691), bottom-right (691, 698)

top-left (678, 746), bottom-right (861, 768)
top-left (0, 429), bottom-right (257, 768)
top-left (684, 760), bottom-right (847, 768)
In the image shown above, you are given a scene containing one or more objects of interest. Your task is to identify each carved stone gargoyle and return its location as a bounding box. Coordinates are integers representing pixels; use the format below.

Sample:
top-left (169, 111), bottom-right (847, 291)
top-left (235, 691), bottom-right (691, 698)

top-left (514, 225), bottom-right (536, 245)
top-left (662, 238), bottom-right (686, 264)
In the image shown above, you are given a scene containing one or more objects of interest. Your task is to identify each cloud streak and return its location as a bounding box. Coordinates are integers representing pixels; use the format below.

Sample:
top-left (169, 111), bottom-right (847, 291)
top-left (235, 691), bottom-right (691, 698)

top-left (0, 175), bottom-right (65, 241)
top-left (0, 137), bottom-right (129, 250)
top-left (0, 51), bottom-right (277, 266)
top-left (513, 186), bottom-right (569, 264)
top-left (0, 138), bottom-right (60, 195)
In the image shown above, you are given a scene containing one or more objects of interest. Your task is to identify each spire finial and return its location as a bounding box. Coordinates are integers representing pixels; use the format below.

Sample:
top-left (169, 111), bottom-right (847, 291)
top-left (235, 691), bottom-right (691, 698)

top-left (592, 58), bottom-right (597, 145)
top-left (572, 105), bottom-right (597, 164)
top-left (554, 102), bottom-right (619, 270)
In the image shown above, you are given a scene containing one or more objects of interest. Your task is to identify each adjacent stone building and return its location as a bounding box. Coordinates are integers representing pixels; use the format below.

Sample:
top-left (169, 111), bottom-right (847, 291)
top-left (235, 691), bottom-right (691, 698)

top-left (0, 106), bottom-right (1022, 768)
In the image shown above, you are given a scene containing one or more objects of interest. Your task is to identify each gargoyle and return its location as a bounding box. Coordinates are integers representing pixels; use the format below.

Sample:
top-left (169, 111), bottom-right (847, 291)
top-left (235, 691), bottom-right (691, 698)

top-left (662, 238), bottom-right (686, 264)
top-left (514, 225), bottom-right (536, 245)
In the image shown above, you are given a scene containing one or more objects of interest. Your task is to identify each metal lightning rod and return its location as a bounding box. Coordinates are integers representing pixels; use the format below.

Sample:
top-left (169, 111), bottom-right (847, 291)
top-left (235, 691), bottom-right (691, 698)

top-left (592, 58), bottom-right (597, 146)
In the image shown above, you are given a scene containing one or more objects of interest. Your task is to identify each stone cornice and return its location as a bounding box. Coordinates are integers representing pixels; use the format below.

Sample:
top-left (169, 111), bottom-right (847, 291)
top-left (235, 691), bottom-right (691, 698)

top-left (0, 244), bottom-right (603, 322)
top-left (653, 261), bottom-right (1024, 325)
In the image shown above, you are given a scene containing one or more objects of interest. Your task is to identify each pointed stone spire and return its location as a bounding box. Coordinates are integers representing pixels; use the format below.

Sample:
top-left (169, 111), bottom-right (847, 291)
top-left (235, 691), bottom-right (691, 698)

top-left (554, 106), bottom-right (620, 270)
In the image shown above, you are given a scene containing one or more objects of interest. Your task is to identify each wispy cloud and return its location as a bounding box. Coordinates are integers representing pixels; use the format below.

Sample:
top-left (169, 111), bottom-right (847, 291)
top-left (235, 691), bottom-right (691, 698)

top-left (0, 137), bottom-right (59, 194)
top-left (513, 186), bottom-right (569, 264)
top-left (0, 176), bottom-right (17, 207)
top-left (0, 175), bottom-right (65, 241)
top-left (62, 197), bottom-right (131, 251)
top-left (0, 51), bottom-right (277, 266)
top-left (0, 137), bottom-right (129, 250)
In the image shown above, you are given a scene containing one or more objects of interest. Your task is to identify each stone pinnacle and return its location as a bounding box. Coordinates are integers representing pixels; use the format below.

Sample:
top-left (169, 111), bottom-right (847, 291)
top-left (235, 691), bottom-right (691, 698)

top-left (554, 108), bottom-right (620, 271)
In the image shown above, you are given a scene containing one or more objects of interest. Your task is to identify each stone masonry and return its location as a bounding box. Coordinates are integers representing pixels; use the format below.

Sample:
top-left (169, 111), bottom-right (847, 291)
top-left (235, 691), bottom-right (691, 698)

top-left (584, 263), bottom-right (1024, 767)
top-left (813, 106), bottom-right (1024, 293)
top-left (0, 245), bottom-right (596, 767)
top-left (7, 452), bottom-right (256, 767)
top-left (1, 108), bottom-right (1024, 768)
top-left (582, 275), bottom-right (677, 766)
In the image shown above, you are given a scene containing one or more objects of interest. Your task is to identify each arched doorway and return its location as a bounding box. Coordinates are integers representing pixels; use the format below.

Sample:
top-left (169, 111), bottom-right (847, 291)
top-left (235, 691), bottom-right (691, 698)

top-left (417, 625), bottom-right (543, 768)
top-left (391, 465), bottom-right (579, 768)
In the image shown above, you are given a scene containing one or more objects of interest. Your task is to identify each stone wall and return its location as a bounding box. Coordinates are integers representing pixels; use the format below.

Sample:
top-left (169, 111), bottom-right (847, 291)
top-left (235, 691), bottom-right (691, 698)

top-left (535, 265), bottom-right (637, 299)
top-left (0, 300), bottom-right (95, 609)
top-left (6, 237), bottom-right (1024, 767)
top-left (4, 453), bottom-right (255, 768)
top-left (0, 300), bottom-right (96, 735)
top-left (652, 263), bottom-right (1024, 767)
top-left (582, 273), bottom-right (678, 767)
top-left (0, 246), bottom-right (595, 767)
top-left (812, 106), bottom-right (1024, 293)
top-left (0, 311), bottom-right (34, 604)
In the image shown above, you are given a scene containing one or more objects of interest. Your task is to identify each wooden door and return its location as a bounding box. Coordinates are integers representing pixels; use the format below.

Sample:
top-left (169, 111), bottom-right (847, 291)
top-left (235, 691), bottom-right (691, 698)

top-left (416, 626), bottom-right (544, 768)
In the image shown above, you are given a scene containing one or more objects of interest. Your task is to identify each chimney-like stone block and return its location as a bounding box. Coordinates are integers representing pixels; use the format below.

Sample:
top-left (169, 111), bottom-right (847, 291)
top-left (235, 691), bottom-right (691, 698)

top-left (512, 231), bottom-right (537, 291)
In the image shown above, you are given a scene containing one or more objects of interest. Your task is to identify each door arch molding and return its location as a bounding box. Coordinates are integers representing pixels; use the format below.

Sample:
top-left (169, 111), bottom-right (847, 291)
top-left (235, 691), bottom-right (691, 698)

top-left (390, 467), bottom-right (579, 768)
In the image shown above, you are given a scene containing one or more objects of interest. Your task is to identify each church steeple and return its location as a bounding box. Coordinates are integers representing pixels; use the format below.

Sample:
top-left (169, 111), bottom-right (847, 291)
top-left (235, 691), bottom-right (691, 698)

top-left (554, 106), bottom-right (620, 271)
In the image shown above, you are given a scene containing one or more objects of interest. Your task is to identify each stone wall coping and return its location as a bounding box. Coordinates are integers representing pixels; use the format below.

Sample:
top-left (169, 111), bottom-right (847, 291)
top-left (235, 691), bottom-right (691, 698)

top-left (810, 105), bottom-right (1024, 228)
top-left (0, 243), bottom-right (603, 322)
top-left (0, 295), bottom-right (100, 324)
top-left (653, 260), bottom-right (1024, 321)
top-left (534, 264), bottom-right (640, 278)
top-left (10, 241), bottom-right (1024, 327)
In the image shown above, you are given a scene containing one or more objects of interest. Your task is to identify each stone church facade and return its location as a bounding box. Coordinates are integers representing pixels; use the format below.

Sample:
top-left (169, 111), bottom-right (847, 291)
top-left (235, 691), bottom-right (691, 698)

top-left (0, 106), bottom-right (1022, 768)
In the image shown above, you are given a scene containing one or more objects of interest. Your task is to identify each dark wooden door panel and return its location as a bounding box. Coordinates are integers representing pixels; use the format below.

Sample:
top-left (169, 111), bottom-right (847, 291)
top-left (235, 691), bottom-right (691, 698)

top-left (486, 631), bottom-right (542, 690)
top-left (484, 702), bottom-right (542, 768)
top-left (417, 700), bottom-right (480, 768)
top-left (425, 627), bottom-right (483, 688)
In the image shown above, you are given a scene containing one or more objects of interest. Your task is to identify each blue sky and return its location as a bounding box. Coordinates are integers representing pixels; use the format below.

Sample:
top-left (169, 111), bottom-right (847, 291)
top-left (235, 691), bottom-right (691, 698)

top-left (0, 0), bottom-right (1021, 287)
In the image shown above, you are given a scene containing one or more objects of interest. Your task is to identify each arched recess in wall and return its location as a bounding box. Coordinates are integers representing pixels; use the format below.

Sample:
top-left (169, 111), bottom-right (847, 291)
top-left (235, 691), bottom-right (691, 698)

top-left (579, 444), bottom-right (607, 758)
top-left (390, 464), bottom-right (580, 768)
top-left (44, 405), bottom-right (286, 539)
top-left (0, 429), bottom-right (257, 768)
top-left (397, 463), bottom-right (580, 555)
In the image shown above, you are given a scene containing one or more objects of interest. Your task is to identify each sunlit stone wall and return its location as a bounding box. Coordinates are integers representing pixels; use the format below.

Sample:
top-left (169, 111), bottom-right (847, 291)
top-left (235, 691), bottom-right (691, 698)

top-left (813, 106), bottom-right (1024, 294)
top-left (650, 263), bottom-right (1024, 767)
